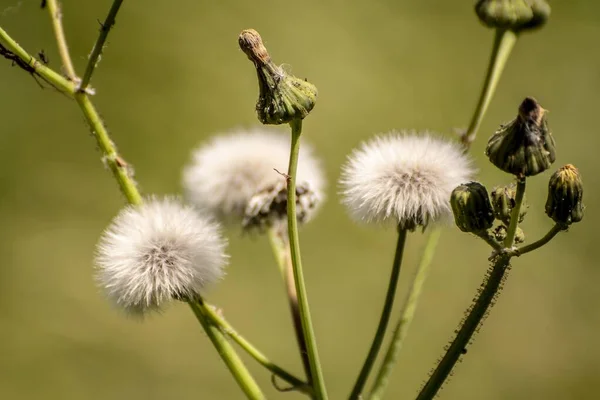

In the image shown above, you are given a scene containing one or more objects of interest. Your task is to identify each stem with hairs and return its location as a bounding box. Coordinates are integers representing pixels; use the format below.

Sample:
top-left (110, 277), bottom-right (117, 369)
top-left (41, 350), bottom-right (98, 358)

top-left (349, 227), bottom-right (408, 400)
top-left (286, 119), bottom-right (328, 400)
top-left (46, 0), bottom-right (77, 81)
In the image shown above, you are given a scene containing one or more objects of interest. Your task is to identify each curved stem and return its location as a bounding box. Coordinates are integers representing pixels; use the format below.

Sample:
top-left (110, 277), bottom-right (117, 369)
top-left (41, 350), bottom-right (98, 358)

top-left (199, 300), bottom-right (310, 394)
top-left (349, 228), bottom-right (408, 400)
top-left (475, 231), bottom-right (503, 252)
top-left (513, 223), bottom-right (565, 257)
top-left (80, 0), bottom-right (124, 90)
top-left (416, 256), bottom-right (511, 400)
top-left (267, 227), bottom-right (313, 386)
top-left (286, 119), bottom-right (328, 400)
top-left (504, 178), bottom-right (526, 248)
top-left (369, 227), bottom-right (442, 399)
top-left (461, 29), bottom-right (518, 148)
top-left (46, 0), bottom-right (77, 81)
top-left (188, 301), bottom-right (265, 400)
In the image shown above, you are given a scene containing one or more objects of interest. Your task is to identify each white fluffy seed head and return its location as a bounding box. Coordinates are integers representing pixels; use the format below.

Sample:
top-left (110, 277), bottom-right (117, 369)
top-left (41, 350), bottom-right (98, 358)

top-left (182, 127), bottom-right (325, 225)
top-left (340, 131), bottom-right (475, 228)
top-left (95, 197), bottom-right (228, 316)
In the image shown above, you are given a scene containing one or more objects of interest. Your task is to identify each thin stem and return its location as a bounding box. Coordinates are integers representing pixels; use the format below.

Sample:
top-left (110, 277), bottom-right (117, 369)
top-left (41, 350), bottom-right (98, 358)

top-left (349, 228), bottom-right (408, 400)
top-left (80, 0), bottom-right (124, 90)
top-left (461, 29), bottom-right (518, 148)
top-left (267, 227), bottom-right (313, 386)
top-left (46, 0), bottom-right (77, 81)
top-left (504, 178), bottom-right (526, 248)
top-left (199, 300), bottom-right (310, 394)
top-left (416, 256), bottom-right (511, 400)
top-left (369, 227), bottom-right (442, 399)
top-left (475, 231), bottom-right (503, 252)
top-left (188, 301), bottom-right (265, 400)
top-left (286, 119), bottom-right (328, 400)
top-left (513, 223), bottom-right (565, 257)
top-left (0, 26), bottom-right (76, 95)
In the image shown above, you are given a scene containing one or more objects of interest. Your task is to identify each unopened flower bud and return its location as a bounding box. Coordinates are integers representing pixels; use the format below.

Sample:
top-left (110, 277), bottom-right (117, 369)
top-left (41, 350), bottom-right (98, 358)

top-left (486, 97), bottom-right (556, 177)
top-left (491, 183), bottom-right (528, 224)
top-left (545, 164), bottom-right (584, 225)
top-left (475, 0), bottom-right (550, 32)
top-left (514, 226), bottom-right (525, 244)
top-left (451, 182), bottom-right (495, 233)
top-left (238, 29), bottom-right (317, 125)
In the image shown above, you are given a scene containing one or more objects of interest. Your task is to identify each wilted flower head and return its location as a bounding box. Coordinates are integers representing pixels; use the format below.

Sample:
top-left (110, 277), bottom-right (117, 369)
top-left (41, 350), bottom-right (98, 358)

top-left (340, 131), bottom-right (474, 229)
top-left (182, 128), bottom-right (325, 229)
top-left (95, 197), bottom-right (227, 315)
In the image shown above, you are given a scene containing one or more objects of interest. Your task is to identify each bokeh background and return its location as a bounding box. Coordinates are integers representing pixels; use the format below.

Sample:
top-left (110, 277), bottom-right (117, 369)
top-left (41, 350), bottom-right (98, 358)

top-left (0, 1), bottom-right (597, 399)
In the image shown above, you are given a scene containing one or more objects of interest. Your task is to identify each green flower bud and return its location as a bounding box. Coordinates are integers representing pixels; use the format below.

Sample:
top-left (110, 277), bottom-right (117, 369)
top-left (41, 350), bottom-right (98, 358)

top-left (238, 29), bottom-right (317, 125)
top-left (475, 0), bottom-right (550, 32)
top-left (545, 164), bottom-right (584, 225)
top-left (514, 226), bottom-right (525, 244)
top-left (491, 183), bottom-right (528, 224)
top-left (486, 97), bottom-right (556, 177)
top-left (451, 182), bottom-right (495, 233)
top-left (493, 225), bottom-right (524, 243)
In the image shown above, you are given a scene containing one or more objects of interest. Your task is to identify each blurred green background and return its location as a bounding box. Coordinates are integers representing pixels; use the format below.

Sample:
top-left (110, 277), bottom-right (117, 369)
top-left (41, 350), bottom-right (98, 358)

top-left (0, 1), bottom-right (598, 399)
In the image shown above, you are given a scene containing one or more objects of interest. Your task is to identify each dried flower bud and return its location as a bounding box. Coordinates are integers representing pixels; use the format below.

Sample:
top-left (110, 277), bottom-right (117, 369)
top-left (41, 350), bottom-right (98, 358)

top-left (545, 164), bottom-right (584, 225)
top-left (486, 97), bottom-right (556, 177)
top-left (450, 182), bottom-right (495, 233)
top-left (239, 29), bottom-right (317, 125)
top-left (475, 0), bottom-right (550, 32)
top-left (491, 183), bottom-right (528, 224)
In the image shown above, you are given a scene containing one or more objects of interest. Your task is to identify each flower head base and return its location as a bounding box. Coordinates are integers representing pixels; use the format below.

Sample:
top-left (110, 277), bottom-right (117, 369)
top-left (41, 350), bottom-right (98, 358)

top-left (239, 29), bottom-right (317, 125)
top-left (95, 197), bottom-right (228, 315)
top-left (183, 128), bottom-right (325, 227)
top-left (545, 164), bottom-right (584, 225)
top-left (450, 182), bottom-right (495, 234)
top-left (486, 97), bottom-right (556, 177)
top-left (340, 131), bottom-right (474, 229)
top-left (475, 0), bottom-right (551, 32)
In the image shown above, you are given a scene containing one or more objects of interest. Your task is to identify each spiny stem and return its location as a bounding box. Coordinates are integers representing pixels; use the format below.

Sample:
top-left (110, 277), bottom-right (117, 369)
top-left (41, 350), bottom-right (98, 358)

top-left (80, 0), bottom-right (124, 90)
top-left (512, 223), bottom-right (565, 257)
top-left (286, 119), bottom-right (328, 400)
top-left (0, 26), bottom-right (76, 95)
top-left (416, 256), bottom-right (511, 400)
top-left (461, 29), bottom-right (518, 148)
top-left (267, 227), bottom-right (313, 386)
top-left (188, 301), bottom-right (265, 400)
top-left (46, 0), bottom-right (77, 81)
top-left (504, 177), bottom-right (526, 248)
top-left (369, 227), bottom-right (442, 399)
top-left (349, 228), bottom-right (408, 400)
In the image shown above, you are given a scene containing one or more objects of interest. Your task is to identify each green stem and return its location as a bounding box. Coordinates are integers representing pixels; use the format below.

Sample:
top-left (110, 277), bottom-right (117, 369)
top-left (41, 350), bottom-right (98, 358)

top-left (416, 256), bottom-right (511, 400)
top-left (80, 0), bottom-right (124, 90)
top-left (462, 29), bottom-right (518, 148)
top-left (46, 0), bottom-right (77, 81)
top-left (349, 228), bottom-right (408, 400)
top-left (369, 227), bottom-right (442, 399)
top-left (504, 178), bottom-right (526, 248)
top-left (267, 227), bottom-right (313, 386)
top-left (188, 301), bottom-right (265, 400)
top-left (475, 231), bottom-right (503, 252)
top-left (0, 26), bottom-right (76, 95)
top-left (512, 223), bottom-right (565, 257)
top-left (286, 119), bottom-right (328, 400)
top-left (199, 300), bottom-right (310, 394)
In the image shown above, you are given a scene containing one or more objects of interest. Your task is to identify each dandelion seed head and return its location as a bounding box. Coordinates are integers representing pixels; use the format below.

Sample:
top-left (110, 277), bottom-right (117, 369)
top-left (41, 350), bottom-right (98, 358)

top-left (95, 197), bottom-right (227, 316)
top-left (340, 131), bottom-right (474, 227)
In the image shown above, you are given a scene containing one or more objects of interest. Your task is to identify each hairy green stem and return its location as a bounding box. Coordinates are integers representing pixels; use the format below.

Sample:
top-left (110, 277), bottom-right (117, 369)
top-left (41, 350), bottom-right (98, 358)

top-left (462, 29), bottom-right (518, 148)
top-left (286, 119), bottom-right (328, 400)
top-left (0, 26), bottom-right (76, 95)
top-left (369, 227), bottom-right (442, 399)
top-left (198, 299), bottom-right (310, 394)
top-left (416, 256), bottom-right (511, 400)
top-left (504, 178), bottom-right (526, 248)
top-left (512, 223), bottom-right (565, 257)
top-left (349, 228), bottom-right (408, 400)
top-left (188, 301), bottom-right (265, 400)
top-left (46, 0), bottom-right (77, 81)
top-left (80, 0), bottom-right (124, 90)
top-left (267, 227), bottom-right (313, 386)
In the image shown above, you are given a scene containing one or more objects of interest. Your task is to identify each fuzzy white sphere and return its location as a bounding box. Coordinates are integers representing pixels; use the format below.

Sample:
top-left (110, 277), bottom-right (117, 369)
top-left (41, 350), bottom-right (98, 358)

top-left (182, 127), bottom-right (325, 223)
top-left (95, 197), bottom-right (227, 315)
top-left (340, 131), bottom-right (474, 227)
